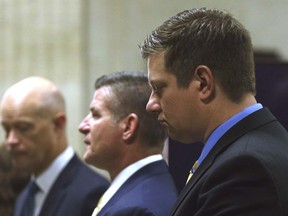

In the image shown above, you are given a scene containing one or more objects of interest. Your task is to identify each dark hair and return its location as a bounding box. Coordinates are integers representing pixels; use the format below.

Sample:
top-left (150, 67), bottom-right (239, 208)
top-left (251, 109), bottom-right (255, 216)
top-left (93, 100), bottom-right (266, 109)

top-left (140, 8), bottom-right (256, 101)
top-left (94, 71), bottom-right (167, 146)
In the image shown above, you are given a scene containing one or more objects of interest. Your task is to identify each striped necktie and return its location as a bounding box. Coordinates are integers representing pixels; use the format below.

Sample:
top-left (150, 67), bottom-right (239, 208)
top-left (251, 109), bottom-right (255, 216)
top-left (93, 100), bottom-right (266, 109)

top-left (186, 160), bottom-right (198, 184)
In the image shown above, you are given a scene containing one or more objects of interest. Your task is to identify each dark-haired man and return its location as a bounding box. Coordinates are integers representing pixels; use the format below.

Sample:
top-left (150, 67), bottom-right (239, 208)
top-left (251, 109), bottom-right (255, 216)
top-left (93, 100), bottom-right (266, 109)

top-left (140, 8), bottom-right (288, 216)
top-left (79, 71), bottom-right (178, 216)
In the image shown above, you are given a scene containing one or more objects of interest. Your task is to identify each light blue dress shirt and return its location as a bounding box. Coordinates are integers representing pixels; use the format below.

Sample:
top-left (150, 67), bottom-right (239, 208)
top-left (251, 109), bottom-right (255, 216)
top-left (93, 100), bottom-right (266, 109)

top-left (193, 103), bottom-right (263, 173)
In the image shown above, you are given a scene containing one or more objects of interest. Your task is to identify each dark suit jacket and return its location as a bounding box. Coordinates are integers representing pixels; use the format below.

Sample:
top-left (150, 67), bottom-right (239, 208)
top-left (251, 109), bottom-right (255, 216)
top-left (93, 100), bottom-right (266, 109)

top-left (170, 108), bottom-right (288, 216)
top-left (14, 154), bottom-right (110, 216)
top-left (99, 160), bottom-right (178, 216)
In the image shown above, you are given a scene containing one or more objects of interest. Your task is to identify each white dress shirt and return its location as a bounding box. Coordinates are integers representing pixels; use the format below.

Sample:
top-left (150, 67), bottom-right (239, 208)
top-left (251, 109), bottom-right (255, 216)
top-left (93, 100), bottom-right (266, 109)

top-left (32, 146), bottom-right (74, 216)
top-left (92, 154), bottom-right (163, 215)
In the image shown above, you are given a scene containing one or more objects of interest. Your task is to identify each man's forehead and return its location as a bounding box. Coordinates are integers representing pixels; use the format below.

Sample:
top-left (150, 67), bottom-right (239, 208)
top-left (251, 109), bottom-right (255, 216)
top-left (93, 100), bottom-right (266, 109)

top-left (1, 101), bottom-right (44, 123)
top-left (147, 53), bottom-right (166, 76)
top-left (147, 66), bottom-right (176, 85)
top-left (90, 88), bottom-right (111, 108)
top-left (93, 86), bottom-right (114, 100)
top-left (1, 115), bottom-right (37, 129)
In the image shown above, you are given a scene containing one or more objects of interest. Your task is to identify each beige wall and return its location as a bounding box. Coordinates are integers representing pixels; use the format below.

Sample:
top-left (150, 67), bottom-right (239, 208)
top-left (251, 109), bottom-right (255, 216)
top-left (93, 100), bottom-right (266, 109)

top-left (0, 0), bottom-right (85, 155)
top-left (87, 0), bottom-right (288, 81)
top-left (1, 0), bottom-right (288, 160)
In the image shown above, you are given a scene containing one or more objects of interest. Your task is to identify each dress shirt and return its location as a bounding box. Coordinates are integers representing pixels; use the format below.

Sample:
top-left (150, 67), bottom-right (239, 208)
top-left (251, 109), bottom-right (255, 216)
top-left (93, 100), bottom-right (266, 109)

top-left (162, 138), bottom-right (169, 165)
top-left (98, 154), bottom-right (163, 210)
top-left (195, 103), bottom-right (263, 171)
top-left (32, 146), bottom-right (74, 216)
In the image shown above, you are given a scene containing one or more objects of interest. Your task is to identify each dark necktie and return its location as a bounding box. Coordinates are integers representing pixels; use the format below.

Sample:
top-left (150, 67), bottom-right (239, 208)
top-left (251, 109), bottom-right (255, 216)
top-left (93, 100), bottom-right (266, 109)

top-left (21, 180), bottom-right (39, 216)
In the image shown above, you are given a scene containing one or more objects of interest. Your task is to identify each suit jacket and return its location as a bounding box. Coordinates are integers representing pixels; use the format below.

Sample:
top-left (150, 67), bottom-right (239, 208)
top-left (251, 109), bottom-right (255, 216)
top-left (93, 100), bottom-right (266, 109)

top-left (99, 160), bottom-right (178, 216)
top-left (14, 154), bottom-right (110, 216)
top-left (170, 108), bottom-right (288, 216)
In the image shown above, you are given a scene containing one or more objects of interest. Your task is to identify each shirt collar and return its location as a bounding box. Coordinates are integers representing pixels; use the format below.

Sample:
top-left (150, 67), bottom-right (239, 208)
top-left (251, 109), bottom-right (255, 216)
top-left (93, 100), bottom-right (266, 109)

top-left (34, 146), bottom-right (74, 193)
top-left (100, 154), bottom-right (163, 208)
top-left (197, 103), bottom-right (263, 167)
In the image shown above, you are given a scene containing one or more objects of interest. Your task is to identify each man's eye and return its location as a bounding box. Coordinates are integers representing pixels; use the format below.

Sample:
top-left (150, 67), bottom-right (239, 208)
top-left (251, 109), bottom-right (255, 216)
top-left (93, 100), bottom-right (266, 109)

top-left (92, 112), bottom-right (100, 118)
top-left (152, 85), bottom-right (159, 91)
top-left (15, 124), bottom-right (32, 132)
top-left (153, 85), bottom-right (162, 94)
top-left (2, 125), bottom-right (10, 134)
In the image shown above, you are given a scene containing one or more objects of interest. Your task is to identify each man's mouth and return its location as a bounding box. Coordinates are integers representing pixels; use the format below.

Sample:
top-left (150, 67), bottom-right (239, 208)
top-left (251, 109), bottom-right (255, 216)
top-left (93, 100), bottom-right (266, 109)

top-left (10, 149), bottom-right (26, 158)
top-left (83, 138), bottom-right (90, 145)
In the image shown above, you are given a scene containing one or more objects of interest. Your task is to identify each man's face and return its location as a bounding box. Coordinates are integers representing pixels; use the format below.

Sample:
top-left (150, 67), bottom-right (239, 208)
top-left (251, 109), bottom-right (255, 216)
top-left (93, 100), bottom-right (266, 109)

top-left (0, 98), bottom-right (57, 175)
top-left (146, 53), bottom-right (202, 144)
top-left (78, 86), bottom-right (123, 169)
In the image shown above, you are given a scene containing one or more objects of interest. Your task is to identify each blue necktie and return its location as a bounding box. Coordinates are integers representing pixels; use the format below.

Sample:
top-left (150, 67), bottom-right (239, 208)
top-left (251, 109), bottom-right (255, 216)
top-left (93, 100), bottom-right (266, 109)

top-left (21, 181), bottom-right (39, 216)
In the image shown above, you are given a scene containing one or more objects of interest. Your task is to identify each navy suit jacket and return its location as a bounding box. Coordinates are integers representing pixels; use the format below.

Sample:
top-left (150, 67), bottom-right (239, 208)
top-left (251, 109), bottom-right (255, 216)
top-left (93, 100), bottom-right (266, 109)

top-left (14, 154), bottom-right (110, 216)
top-left (99, 160), bottom-right (178, 216)
top-left (170, 108), bottom-right (288, 216)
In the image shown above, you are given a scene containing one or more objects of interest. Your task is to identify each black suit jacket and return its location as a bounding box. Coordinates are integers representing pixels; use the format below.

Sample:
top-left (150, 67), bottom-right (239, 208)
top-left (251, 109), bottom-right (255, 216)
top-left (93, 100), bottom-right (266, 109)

top-left (170, 108), bottom-right (288, 216)
top-left (14, 154), bottom-right (110, 216)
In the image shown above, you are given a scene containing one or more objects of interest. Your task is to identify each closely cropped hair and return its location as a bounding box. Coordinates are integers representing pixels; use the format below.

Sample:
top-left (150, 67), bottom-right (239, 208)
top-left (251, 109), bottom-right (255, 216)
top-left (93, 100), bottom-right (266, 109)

top-left (94, 71), bottom-right (167, 146)
top-left (140, 8), bottom-right (256, 101)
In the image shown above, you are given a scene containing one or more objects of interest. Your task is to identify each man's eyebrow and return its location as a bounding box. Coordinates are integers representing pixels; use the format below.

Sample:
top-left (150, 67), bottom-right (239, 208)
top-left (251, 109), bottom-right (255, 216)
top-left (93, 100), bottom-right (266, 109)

top-left (149, 79), bottom-right (160, 84)
top-left (1, 120), bottom-right (33, 128)
top-left (148, 80), bottom-right (155, 87)
top-left (14, 120), bottom-right (33, 125)
top-left (150, 80), bottom-right (166, 87)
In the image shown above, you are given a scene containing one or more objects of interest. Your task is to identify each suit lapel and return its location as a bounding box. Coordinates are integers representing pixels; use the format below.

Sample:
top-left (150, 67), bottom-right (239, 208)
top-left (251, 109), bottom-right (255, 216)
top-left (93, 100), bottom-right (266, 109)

top-left (99, 160), bottom-right (168, 215)
top-left (170, 108), bottom-right (276, 215)
top-left (39, 186), bottom-right (67, 216)
top-left (38, 155), bottom-right (79, 215)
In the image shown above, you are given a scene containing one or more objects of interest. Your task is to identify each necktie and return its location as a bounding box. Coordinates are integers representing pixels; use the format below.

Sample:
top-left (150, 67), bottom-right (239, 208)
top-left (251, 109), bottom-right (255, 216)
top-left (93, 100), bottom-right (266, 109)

top-left (21, 181), bottom-right (39, 216)
top-left (91, 196), bottom-right (104, 216)
top-left (186, 160), bottom-right (198, 184)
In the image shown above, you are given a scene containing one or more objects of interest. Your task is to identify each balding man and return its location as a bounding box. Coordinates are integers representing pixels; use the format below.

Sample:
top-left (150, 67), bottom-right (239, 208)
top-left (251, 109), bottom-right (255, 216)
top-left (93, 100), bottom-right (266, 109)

top-left (0, 76), bottom-right (109, 216)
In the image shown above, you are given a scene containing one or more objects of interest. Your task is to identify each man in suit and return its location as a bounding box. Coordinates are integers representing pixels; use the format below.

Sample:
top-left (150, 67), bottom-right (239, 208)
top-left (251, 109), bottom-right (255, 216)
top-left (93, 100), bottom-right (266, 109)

top-left (78, 71), bottom-right (178, 216)
top-left (0, 76), bottom-right (110, 216)
top-left (140, 7), bottom-right (288, 216)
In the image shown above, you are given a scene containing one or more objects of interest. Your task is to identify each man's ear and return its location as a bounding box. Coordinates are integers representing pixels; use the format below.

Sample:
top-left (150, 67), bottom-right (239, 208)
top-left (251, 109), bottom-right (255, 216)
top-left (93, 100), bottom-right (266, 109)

top-left (194, 65), bottom-right (215, 102)
top-left (53, 112), bottom-right (66, 131)
top-left (121, 113), bottom-right (138, 142)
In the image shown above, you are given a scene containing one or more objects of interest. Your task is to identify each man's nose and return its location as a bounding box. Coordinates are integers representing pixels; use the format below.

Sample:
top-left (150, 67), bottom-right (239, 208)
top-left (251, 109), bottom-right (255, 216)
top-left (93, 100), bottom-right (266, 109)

top-left (78, 115), bottom-right (90, 134)
top-left (146, 95), bottom-right (161, 115)
top-left (6, 130), bottom-right (20, 146)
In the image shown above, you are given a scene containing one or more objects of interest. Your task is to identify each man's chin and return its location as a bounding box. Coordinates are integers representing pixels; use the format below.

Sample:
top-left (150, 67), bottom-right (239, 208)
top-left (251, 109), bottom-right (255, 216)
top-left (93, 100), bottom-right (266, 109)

top-left (167, 130), bottom-right (178, 141)
top-left (83, 154), bottom-right (90, 163)
top-left (83, 153), bottom-right (94, 165)
top-left (168, 132), bottom-right (195, 144)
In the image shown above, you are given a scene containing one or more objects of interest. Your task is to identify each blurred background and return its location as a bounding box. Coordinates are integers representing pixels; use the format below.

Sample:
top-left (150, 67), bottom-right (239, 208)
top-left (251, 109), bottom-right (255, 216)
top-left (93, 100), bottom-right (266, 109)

top-left (0, 0), bottom-right (287, 160)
